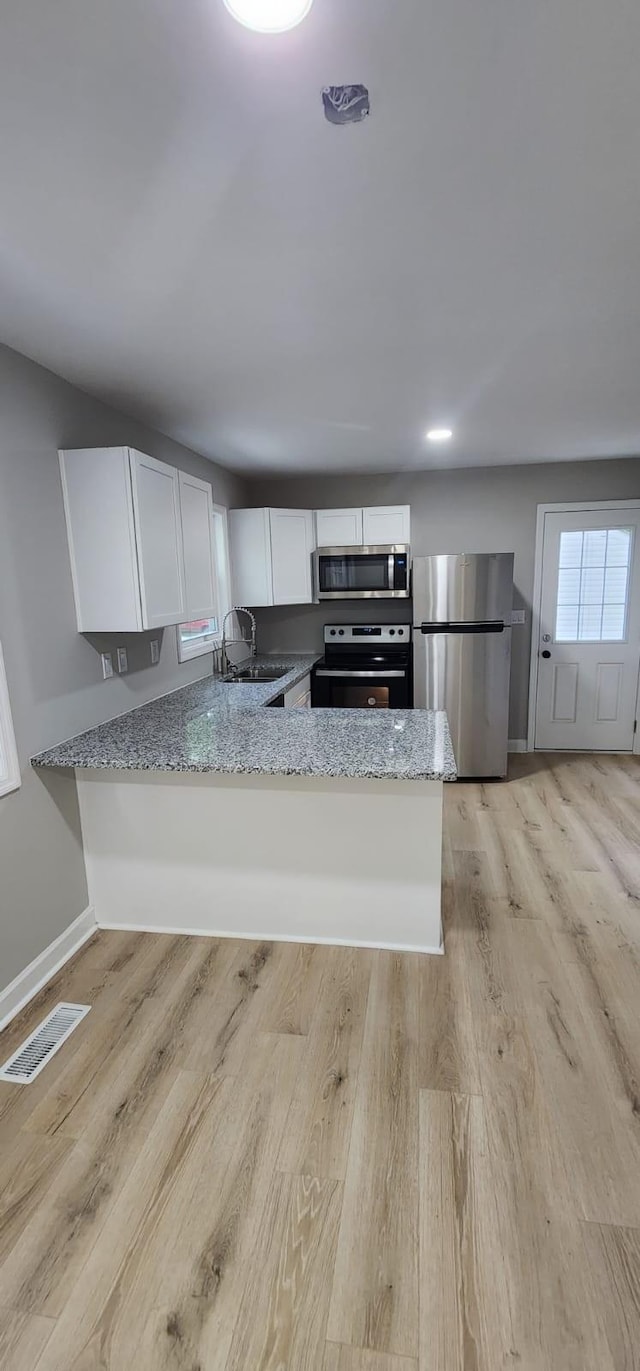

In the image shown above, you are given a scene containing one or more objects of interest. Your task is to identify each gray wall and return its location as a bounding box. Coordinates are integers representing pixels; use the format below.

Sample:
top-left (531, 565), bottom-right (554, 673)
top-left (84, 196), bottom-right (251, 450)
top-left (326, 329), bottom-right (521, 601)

top-left (0, 343), bottom-right (243, 992)
top-left (246, 459), bottom-right (640, 739)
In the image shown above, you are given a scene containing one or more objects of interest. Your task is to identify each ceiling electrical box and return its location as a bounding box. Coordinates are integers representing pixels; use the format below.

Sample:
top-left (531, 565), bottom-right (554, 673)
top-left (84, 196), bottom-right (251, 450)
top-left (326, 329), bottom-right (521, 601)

top-left (322, 85), bottom-right (370, 125)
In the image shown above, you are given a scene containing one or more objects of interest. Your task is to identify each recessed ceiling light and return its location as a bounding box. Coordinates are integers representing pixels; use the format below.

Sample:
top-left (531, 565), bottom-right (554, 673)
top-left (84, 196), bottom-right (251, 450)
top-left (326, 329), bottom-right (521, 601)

top-left (223, 0), bottom-right (313, 32)
top-left (426, 428), bottom-right (453, 442)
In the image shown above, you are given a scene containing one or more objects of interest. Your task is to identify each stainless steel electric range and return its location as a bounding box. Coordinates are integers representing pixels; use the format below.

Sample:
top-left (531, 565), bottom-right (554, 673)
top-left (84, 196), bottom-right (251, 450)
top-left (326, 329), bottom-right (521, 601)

top-left (311, 623), bottom-right (413, 710)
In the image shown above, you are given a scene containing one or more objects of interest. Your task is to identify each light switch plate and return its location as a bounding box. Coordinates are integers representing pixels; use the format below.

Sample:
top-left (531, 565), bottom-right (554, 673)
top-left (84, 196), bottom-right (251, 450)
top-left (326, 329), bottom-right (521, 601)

top-left (511, 609), bottom-right (526, 625)
top-left (150, 639), bottom-right (160, 666)
top-left (101, 652), bottom-right (114, 680)
top-left (116, 646), bottom-right (128, 673)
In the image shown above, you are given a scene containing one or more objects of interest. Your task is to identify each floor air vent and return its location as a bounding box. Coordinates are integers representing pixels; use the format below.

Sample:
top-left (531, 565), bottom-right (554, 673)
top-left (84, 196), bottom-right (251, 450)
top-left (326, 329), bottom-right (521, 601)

top-left (0, 1003), bottom-right (90, 1084)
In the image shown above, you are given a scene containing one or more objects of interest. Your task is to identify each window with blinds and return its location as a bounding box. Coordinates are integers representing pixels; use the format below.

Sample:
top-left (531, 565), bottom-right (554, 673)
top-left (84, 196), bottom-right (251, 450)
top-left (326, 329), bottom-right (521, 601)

top-left (555, 527), bottom-right (632, 642)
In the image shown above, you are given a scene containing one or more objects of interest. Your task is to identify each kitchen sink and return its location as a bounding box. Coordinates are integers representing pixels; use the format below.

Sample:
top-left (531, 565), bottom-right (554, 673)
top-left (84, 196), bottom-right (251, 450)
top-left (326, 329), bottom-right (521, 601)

top-left (223, 667), bottom-right (285, 683)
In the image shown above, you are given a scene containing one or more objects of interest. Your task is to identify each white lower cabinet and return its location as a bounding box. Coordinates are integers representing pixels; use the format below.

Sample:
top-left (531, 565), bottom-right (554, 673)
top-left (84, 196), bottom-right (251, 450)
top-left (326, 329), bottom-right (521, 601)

top-left (60, 447), bottom-right (217, 632)
top-left (229, 508), bottom-right (315, 607)
top-left (283, 674), bottom-right (311, 707)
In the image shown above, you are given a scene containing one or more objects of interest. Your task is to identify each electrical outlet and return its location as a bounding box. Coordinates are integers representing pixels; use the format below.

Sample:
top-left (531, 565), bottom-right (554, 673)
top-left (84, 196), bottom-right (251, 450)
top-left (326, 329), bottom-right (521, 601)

top-left (150, 639), bottom-right (160, 666)
top-left (116, 646), bottom-right (128, 673)
top-left (101, 652), bottom-right (114, 680)
top-left (511, 608), bottom-right (526, 625)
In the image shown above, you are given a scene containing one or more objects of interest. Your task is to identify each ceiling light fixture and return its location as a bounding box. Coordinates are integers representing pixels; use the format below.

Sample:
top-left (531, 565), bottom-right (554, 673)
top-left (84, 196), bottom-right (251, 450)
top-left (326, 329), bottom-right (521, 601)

top-left (222, 0), bottom-right (313, 32)
top-left (426, 428), bottom-right (453, 442)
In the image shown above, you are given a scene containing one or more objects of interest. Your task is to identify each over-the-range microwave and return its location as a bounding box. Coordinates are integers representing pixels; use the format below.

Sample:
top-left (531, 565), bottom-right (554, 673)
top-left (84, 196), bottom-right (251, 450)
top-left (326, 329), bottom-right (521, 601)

top-left (314, 544), bottom-right (411, 600)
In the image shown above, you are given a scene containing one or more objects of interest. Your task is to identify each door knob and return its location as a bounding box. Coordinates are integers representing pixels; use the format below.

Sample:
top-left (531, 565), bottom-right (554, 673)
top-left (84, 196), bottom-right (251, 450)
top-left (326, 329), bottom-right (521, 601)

top-left (541, 649), bottom-right (551, 659)
top-left (542, 633), bottom-right (551, 642)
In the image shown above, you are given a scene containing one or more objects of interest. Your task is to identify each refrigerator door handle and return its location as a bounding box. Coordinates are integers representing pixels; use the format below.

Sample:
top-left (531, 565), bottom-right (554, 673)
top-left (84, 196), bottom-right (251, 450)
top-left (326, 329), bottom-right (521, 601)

top-left (416, 620), bottom-right (505, 634)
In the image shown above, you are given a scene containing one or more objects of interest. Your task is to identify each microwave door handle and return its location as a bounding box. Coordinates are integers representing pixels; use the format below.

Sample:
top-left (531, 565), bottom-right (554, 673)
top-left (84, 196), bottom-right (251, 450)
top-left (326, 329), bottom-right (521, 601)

top-left (388, 552), bottom-right (394, 591)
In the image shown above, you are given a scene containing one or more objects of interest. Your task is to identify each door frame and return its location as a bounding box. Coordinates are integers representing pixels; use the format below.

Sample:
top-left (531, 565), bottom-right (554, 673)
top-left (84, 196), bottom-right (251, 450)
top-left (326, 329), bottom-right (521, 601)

top-left (527, 499), bottom-right (640, 753)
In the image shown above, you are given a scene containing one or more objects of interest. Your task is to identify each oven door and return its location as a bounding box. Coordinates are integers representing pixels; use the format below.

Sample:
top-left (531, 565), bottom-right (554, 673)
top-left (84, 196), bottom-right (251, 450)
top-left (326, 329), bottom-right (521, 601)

top-left (315, 546), bottom-right (409, 599)
top-left (312, 667), bottom-right (409, 709)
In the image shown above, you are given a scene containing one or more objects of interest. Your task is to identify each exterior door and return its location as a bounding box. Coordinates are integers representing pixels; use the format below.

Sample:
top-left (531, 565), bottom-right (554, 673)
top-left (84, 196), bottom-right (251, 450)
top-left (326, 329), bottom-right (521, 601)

top-left (535, 506), bottom-right (640, 750)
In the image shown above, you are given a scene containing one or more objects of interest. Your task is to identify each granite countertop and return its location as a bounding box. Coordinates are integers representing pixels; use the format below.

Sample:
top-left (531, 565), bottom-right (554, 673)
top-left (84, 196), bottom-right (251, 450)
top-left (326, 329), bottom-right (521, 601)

top-left (31, 654), bottom-right (457, 782)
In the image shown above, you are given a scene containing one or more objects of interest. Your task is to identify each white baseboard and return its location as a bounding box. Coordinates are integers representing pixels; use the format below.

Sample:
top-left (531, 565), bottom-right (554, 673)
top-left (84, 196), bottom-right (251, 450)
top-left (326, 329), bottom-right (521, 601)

top-left (508, 739), bottom-right (528, 753)
top-left (0, 906), bottom-right (97, 1032)
top-left (97, 920), bottom-right (444, 956)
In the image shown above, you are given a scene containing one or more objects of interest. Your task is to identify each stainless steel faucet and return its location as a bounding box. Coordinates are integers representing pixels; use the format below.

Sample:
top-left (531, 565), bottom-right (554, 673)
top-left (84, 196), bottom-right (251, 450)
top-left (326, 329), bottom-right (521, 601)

top-left (221, 607), bottom-right (257, 675)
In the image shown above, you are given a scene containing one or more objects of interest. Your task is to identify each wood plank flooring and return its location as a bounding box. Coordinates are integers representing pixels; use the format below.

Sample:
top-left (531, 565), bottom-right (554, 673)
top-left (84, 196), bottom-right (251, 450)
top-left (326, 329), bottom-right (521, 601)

top-left (0, 753), bottom-right (639, 1369)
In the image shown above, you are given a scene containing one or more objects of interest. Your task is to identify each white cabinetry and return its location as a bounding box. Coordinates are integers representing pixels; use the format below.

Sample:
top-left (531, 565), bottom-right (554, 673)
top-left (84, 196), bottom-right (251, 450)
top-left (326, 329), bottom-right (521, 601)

top-left (315, 505), bottom-right (410, 547)
top-left (229, 508), bottom-right (314, 607)
top-left (129, 451), bottom-right (185, 629)
top-left (179, 471), bottom-right (217, 622)
top-left (60, 447), bottom-right (217, 632)
top-left (283, 673), bottom-right (311, 707)
top-left (362, 505), bottom-right (411, 545)
top-left (315, 508), bottom-right (363, 548)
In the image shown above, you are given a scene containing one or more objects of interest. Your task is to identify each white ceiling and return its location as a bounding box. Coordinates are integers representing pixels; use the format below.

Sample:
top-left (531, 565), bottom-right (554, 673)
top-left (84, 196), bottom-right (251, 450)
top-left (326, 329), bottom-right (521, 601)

top-left (1, 0), bottom-right (640, 474)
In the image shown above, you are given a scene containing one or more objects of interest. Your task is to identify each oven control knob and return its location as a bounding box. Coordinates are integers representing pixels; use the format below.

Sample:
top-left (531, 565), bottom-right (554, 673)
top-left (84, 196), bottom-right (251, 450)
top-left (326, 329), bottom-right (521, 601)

top-left (389, 629), bottom-right (395, 635)
top-left (330, 629), bottom-right (336, 636)
top-left (398, 628), bottom-right (404, 635)
top-left (338, 629), bottom-right (345, 635)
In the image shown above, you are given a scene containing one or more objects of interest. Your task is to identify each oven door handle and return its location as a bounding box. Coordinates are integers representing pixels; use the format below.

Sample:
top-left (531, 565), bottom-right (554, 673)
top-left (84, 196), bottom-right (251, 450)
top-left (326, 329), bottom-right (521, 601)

top-left (315, 669), bottom-right (406, 678)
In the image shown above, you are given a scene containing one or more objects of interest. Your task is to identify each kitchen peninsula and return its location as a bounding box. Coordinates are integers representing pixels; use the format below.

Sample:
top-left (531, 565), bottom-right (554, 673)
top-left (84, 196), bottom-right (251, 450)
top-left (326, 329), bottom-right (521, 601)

top-left (33, 657), bottom-right (456, 954)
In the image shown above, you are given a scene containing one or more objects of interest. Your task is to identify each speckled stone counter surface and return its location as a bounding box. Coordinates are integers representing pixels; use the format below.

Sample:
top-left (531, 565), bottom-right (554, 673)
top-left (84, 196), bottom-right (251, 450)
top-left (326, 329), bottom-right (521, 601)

top-left (32, 654), bottom-right (457, 782)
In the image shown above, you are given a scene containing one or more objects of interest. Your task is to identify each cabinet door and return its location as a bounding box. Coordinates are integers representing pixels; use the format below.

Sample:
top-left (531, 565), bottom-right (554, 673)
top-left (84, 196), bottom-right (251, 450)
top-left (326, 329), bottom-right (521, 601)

top-left (129, 451), bottom-right (186, 628)
top-left (283, 674), bottom-right (311, 707)
top-left (362, 505), bottom-right (411, 545)
top-left (315, 508), bottom-right (363, 548)
top-left (229, 508), bottom-right (273, 606)
top-left (179, 472), bottom-right (216, 621)
top-left (270, 510), bottom-right (314, 605)
top-left (59, 447), bottom-right (143, 632)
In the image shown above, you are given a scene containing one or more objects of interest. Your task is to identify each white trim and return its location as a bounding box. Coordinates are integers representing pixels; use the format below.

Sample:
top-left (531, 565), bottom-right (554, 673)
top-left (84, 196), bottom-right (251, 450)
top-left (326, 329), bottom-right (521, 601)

top-left (527, 499), bottom-right (640, 751)
top-left (97, 920), bottom-right (444, 956)
top-left (0, 906), bottom-right (97, 1032)
top-left (508, 738), bottom-right (528, 753)
top-left (0, 640), bottom-right (20, 798)
top-left (176, 622), bottom-right (220, 663)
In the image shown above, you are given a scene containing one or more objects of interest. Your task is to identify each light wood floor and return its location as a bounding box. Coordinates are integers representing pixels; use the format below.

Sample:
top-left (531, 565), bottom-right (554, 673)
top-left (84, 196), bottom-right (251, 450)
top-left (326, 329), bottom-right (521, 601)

top-left (1, 753), bottom-right (640, 1370)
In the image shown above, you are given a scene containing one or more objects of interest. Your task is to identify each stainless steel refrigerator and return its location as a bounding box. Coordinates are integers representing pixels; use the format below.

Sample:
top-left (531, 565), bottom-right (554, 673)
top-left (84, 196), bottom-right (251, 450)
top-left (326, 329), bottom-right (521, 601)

top-left (412, 553), bottom-right (514, 778)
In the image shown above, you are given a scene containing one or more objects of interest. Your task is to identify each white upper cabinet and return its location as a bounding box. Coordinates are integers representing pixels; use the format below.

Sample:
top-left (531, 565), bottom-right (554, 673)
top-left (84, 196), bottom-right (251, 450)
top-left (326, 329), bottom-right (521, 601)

top-left (129, 451), bottom-right (186, 629)
top-left (60, 447), bottom-right (216, 632)
top-left (315, 508), bottom-right (363, 548)
top-left (178, 471), bottom-right (217, 622)
top-left (229, 508), bottom-right (315, 607)
top-left (270, 509), bottom-right (314, 604)
top-left (315, 505), bottom-right (411, 548)
top-left (362, 505), bottom-right (411, 545)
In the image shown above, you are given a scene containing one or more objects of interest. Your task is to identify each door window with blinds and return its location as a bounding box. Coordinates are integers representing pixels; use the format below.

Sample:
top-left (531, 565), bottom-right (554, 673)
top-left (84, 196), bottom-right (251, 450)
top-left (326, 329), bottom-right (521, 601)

top-left (555, 527), bottom-right (633, 642)
top-left (0, 642), bottom-right (20, 797)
